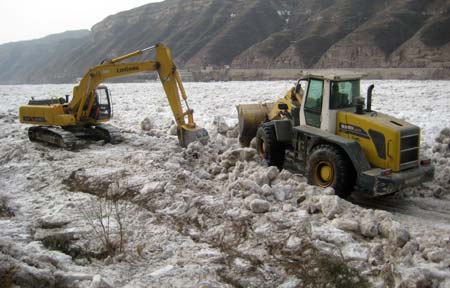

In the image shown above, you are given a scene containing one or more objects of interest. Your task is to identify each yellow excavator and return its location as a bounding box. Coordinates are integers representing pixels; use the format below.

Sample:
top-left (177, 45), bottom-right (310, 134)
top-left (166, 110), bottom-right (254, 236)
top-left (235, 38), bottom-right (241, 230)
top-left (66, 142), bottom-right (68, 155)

top-left (19, 43), bottom-right (208, 148)
top-left (237, 73), bottom-right (434, 197)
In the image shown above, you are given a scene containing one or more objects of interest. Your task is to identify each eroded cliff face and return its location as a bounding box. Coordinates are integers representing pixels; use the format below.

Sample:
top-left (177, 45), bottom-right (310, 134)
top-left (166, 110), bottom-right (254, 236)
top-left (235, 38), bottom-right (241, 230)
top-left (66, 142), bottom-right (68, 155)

top-left (314, 0), bottom-right (450, 69)
top-left (232, 0), bottom-right (450, 70)
top-left (0, 0), bottom-right (449, 83)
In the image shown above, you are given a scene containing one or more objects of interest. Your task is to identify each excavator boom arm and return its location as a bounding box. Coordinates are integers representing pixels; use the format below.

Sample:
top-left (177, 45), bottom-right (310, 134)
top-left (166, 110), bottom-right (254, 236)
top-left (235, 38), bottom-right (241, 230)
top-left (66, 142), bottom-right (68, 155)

top-left (68, 44), bottom-right (197, 126)
top-left (70, 60), bottom-right (158, 120)
top-left (67, 43), bottom-right (206, 146)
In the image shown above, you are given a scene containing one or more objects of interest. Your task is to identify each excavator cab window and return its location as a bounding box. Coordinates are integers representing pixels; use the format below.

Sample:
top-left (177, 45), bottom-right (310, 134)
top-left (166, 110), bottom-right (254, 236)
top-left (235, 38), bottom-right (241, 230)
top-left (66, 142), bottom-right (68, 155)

top-left (94, 86), bottom-right (112, 120)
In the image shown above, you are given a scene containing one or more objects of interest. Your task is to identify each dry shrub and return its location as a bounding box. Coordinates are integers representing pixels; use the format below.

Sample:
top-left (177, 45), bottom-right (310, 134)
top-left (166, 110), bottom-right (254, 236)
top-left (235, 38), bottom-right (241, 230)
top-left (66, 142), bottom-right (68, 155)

top-left (0, 196), bottom-right (14, 218)
top-left (0, 263), bottom-right (17, 288)
top-left (269, 241), bottom-right (369, 288)
top-left (80, 191), bottom-right (128, 257)
top-left (212, 216), bottom-right (369, 288)
top-left (40, 233), bottom-right (87, 260)
top-left (135, 243), bottom-right (145, 258)
top-left (41, 234), bottom-right (73, 254)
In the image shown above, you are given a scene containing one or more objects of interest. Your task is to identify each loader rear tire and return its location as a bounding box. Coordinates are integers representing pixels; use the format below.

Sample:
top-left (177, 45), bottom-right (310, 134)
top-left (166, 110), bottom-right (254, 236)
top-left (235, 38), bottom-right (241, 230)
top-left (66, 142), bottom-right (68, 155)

top-left (306, 144), bottom-right (355, 198)
top-left (256, 122), bottom-right (285, 169)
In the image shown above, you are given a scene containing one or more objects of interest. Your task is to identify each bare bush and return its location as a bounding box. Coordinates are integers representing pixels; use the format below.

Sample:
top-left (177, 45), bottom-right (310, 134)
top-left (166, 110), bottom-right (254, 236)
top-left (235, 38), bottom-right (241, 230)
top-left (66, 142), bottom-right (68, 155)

top-left (135, 243), bottom-right (145, 258)
top-left (207, 214), bottom-right (368, 288)
top-left (0, 263), bottom-right (17, 288)
top-left (0, 196), bottom-right (14, 218)
top-left (267, 240), bottom-right (369, 288)
top-left (79, 191), bottom-right (128, 257)
top-left (41, 234), bottom-right (73, 254)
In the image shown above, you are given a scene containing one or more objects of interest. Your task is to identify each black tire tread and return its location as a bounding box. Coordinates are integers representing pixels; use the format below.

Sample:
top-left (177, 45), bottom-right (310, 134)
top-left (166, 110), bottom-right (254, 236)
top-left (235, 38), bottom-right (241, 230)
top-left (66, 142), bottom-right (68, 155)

top-left (307, 144), bottom-right (355, 198)
top-left (256, 122), bottom-right (285, 169)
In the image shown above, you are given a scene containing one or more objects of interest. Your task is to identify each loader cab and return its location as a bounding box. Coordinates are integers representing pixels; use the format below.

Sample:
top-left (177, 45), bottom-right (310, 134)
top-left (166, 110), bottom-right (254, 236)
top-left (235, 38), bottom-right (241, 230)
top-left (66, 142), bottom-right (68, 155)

top-left (93, 86), bottom-right (112, 121)
top-left (300, 74), bottom-right (362, 134)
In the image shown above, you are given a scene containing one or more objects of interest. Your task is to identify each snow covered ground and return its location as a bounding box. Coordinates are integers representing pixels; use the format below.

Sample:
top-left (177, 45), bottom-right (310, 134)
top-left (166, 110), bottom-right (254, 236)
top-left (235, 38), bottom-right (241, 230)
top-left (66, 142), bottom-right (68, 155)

top-left (0, 80), bottom-right (449, 287)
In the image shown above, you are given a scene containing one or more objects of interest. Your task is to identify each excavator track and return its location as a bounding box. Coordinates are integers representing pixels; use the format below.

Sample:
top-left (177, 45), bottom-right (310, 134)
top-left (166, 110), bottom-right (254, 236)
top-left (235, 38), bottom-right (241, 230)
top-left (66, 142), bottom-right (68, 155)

top-left (94, 124), bottom-right (123, 144)
top-left (28, 126), bottom-right (78, 150)
top-left (27, 124), bottom-right (122, 149)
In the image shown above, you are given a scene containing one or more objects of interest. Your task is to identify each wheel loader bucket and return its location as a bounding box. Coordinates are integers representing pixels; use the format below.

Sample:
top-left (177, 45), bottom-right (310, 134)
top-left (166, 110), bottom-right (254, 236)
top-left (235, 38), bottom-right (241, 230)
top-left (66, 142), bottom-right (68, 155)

top-left (178, 126), bottom-right (209, 147)
top-left (237, 103), bottom-right (274, 147)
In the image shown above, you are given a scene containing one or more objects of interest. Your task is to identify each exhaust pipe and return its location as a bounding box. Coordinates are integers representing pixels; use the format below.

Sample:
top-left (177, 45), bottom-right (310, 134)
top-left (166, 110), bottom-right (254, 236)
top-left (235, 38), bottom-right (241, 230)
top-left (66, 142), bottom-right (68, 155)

top-left (366, 84), bottom-right (374, 112)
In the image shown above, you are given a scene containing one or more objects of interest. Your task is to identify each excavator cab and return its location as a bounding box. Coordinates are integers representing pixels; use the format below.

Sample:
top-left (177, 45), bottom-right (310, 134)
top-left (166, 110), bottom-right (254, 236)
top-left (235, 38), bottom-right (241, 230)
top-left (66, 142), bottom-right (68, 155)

top-left (92, 86), bottom-right (112, 121)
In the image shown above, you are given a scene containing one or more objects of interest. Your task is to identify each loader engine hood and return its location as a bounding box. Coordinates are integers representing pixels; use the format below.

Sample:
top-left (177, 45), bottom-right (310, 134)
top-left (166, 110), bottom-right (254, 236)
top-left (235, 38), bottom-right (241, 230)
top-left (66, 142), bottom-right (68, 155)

top-left (337, 111), bottom-right (421, 172)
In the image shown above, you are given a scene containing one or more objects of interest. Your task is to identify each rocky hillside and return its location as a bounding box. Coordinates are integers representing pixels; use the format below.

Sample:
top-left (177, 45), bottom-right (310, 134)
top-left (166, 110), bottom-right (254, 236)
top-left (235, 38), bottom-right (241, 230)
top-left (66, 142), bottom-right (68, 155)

top-left (0, 0), bottom-right (449, 83)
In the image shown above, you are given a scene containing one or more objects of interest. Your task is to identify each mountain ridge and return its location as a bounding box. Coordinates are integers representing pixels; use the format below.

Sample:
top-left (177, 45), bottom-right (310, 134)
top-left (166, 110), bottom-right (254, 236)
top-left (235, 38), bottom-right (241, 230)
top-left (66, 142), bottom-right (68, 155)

top-left (0, 0), bottom-right (449, 84)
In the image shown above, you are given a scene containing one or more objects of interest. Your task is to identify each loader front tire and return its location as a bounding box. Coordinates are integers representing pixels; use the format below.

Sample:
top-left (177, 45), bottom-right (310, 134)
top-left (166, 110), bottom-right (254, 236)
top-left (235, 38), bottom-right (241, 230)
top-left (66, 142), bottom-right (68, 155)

top-left (306, 144), bottom-right (355, 198)
top-left (256, 123), bottom-right (285, 169)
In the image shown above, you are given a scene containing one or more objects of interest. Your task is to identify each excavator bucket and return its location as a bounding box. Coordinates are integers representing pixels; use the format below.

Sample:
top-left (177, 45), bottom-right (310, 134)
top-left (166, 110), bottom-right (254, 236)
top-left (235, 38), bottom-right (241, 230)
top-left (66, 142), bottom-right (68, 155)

top-left (237, 103), bottom-right (274, 147)
top-left (178, 126), bottom-right (209, 147)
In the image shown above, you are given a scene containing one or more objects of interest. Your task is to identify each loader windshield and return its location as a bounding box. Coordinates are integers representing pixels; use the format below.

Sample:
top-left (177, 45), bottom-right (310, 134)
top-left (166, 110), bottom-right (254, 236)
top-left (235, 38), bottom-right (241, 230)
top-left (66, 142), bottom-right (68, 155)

top-left (329, 80), bottom-right (360, 109)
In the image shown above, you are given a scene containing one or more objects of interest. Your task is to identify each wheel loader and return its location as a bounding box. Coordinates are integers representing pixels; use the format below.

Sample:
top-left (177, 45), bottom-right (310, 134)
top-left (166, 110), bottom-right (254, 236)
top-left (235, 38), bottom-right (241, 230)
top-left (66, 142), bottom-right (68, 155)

top-left (237, 73), bottom-right (434, 197)
top-left (19, 43), bottom-right (208, 148)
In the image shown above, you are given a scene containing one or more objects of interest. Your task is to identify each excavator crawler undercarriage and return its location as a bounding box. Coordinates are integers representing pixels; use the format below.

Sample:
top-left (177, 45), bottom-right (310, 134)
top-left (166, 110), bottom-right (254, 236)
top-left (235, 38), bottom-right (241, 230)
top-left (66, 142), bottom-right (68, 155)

top-left (28, 123), bottom-right (123, 149)
top-left (28, 126), bottom-right (79, 149)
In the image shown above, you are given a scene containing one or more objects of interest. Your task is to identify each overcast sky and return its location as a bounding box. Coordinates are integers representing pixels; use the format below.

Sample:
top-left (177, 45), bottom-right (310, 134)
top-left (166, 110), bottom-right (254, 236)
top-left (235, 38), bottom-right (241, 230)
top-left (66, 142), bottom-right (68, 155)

top-left (0, 0), bottom-right (163, 45)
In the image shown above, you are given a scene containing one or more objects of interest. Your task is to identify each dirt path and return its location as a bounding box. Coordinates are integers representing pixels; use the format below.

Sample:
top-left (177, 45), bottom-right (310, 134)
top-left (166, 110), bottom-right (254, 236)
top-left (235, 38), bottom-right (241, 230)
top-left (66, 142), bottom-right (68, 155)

top-left (350, 192), bottom-right (450, 235)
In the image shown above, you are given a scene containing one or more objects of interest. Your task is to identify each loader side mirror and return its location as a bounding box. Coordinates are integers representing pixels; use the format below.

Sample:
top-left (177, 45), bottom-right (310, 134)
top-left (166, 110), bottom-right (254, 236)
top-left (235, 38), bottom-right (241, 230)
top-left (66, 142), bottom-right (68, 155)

top-left (278, 103), bottom-right (289, 110)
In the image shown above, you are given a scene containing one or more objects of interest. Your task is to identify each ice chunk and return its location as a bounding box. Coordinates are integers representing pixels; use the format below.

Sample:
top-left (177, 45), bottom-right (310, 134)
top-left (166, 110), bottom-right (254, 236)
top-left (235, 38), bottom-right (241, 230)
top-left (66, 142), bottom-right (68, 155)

top-left (150, 265), bottom-right (175, 277)
top-left (319, 195), bottom-right (351, 219)
top-left (90, 274), bottom-right (112, 288)
top-left (250, 199), bottom-right (270, 213)
top-left (140, 117), bottom-right (153, 131)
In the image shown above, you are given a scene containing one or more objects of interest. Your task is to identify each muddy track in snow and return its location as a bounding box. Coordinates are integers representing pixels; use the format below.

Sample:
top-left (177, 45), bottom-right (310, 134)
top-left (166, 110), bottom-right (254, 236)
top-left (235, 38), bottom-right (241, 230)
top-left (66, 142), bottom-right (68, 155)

top-left (349, 193), bottom-right (450, 228)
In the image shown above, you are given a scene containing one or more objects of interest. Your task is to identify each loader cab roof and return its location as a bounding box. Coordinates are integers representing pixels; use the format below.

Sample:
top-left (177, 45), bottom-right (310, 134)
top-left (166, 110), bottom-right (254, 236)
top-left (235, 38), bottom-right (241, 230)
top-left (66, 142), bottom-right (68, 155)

top-left (299, 72), bottom-right (365, 82)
